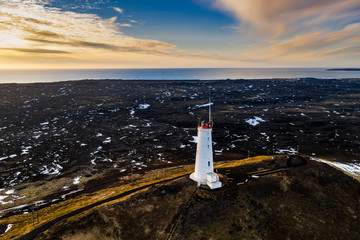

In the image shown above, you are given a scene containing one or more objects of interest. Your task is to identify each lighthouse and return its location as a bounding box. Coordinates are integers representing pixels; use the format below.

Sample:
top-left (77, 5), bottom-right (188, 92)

top-left (190, 101), bottom-right (222, 189)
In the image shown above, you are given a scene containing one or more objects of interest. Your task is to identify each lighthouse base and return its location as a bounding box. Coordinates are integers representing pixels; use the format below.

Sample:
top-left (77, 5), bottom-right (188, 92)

top-left (190, 172), bottom-right (222, 189)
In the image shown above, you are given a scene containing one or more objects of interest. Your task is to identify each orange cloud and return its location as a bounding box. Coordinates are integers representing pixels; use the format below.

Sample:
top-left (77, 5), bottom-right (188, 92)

top-left (210, 0), bottom-right (360, 37)
top-left (206, 0), bottom-right (360, 66)
top-left (271, 23), bottom-right (360, 54)
top-left (237, 23), bottom-right (360, 64)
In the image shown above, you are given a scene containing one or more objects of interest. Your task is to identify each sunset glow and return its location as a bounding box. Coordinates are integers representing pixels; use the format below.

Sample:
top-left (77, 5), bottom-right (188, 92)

top-left (0, 0), bottom-right (359, 69)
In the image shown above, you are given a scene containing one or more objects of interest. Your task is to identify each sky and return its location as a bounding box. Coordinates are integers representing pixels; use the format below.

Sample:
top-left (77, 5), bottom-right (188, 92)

top-left (0, 0), bottom-right (359, 69)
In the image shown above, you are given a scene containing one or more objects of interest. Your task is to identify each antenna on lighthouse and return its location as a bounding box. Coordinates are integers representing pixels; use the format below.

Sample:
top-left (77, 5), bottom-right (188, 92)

top-left (209, 96), bottom-right (211, 122)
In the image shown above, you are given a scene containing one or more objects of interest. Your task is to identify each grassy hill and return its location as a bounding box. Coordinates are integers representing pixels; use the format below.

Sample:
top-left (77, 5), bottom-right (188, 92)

top-left (29, 156), bottom-right (360, 240)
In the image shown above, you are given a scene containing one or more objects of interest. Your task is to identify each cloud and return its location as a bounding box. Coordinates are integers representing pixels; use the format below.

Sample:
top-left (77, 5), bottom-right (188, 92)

top-left (119, 23), bottom-right (132, 27)
top-left (113, 7), bottom-right (124, 14)
top-left (323, 46), bottom-right (360, 57)
top-left (24, 37), bottom-right (177, 55)
top-left (204, 0), bottom-right (360, 66)
top-left (0, 0), bottom-right (234, 69)
top-left (1, 48), bottom-right (69, 54)
top-left (279, 23), bottom-right (359, 53)
top-left (0, 0), bottom-right (176, 56)
top-left (0, 0), bottom-right (240, 69)
top-left (26, 29), bottom-right (65, 39)
top-left (236, 22), bottom-right (360, 64)
top-left (58, 0), bottom-right (112, 11)
top-left (209, 0), bottom-right (360, 37)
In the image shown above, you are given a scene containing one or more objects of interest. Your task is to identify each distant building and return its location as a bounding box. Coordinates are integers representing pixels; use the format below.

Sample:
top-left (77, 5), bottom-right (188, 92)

top-left (190, 103), bottom-right (222, 189)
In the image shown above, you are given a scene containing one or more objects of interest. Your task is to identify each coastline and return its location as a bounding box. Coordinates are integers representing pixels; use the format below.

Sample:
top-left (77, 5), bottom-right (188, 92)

top-left (1, 77), bottom-right (360, 85)
top-left (327, 68), bottom-right (360, 71)
top-left (1, 68), bottom-right (359, 84)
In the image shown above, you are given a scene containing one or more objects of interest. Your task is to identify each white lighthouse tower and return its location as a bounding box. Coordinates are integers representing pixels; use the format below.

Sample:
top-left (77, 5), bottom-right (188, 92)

top-left (190, 101), bottom-right (222, 189)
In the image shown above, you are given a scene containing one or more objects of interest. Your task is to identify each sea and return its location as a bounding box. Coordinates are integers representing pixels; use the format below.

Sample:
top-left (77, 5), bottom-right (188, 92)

top-left (0, 68), bottom-right (359, 84)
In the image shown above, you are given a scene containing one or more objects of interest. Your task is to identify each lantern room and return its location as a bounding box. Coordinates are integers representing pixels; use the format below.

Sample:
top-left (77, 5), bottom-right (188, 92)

top-left (201, 120), bottom-right (212, 129)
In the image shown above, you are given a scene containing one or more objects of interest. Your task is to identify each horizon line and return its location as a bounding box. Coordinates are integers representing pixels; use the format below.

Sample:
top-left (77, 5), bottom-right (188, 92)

top-left (0, 67), bottom-right (351, 71)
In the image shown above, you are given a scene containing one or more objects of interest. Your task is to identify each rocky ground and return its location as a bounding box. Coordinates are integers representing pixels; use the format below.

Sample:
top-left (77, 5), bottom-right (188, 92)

top-left (33, 156), bottom-right (360, 240)
top-left (0, 78), bottom-right (360, 207)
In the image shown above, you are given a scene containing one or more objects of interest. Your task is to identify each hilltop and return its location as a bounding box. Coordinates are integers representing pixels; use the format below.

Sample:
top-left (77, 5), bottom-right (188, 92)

top-left (19, 155), bottom-right (360, 240)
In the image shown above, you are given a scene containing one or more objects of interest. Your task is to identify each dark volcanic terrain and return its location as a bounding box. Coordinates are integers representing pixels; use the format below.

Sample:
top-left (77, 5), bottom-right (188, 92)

top-left (0, 79), bottom-right (360, 188)
top-left (1, 79), bottom-right (360, 191)
top-left (0, 78), bottom-right (360, 239)
top-left (34, 156), bottom-right (360, 240)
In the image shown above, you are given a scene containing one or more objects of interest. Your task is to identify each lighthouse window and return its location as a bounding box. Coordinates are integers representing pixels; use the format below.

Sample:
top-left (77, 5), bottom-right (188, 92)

top-left (208, 161), bottom-right (210, 167)
top-left (207, 137), bottom-right (209, 141)
top-left (207, 145), bottom-right (209, 148)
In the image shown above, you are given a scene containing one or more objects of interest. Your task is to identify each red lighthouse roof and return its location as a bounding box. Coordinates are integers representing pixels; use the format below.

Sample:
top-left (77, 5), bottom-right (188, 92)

top-left (201, 120), bottom-right (212, 129)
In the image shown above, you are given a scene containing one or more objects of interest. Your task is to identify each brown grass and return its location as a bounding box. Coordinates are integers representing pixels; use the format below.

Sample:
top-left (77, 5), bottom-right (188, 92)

top-left (0, 172), bottom-right (105, 211)
top-left (60, 227), bottom-right (109, 240)
top-left (0, 165), bottom-right (194, 239)
top-left (0, 156), bottom-right (275, 239)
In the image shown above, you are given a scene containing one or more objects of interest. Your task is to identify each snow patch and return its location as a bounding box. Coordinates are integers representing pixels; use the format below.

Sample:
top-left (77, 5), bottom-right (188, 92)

top-left (0, 203), bottom-right (30, 213)
top-left (245, 116), bottom-right (266, 126)
top-left (276, 148), bottom-right (297, 154)
top-left (5, 189), bottom-right (15, 195)
top-left (189, 136), bottom-right (198, 143)
top-left (215, 148), bottom-right (223, 155)
top-left (61, 189), bottom-right (83, 200)
top-left (163, 90), bottom-right (171, 96)
top-left (238, 105), bottom-right (252, 109)
top-left (1, 224), bottom-right (13, 235)
top-left (21, 146), bottom-right (32, 155)
top-left (232, 135), bottom-right (249, 142)
top-left (73, 176), bottom-right (81, 185)
top-left (0, 195), bottom-right (10, 204)
top-left (33, 134), bottom-right (41, 139)
top-left (0, 156), bottom-right (9, 161)
top-left (138, 104), bottom-right (150, 109)
top-left (102, 158), bottom-right (113, 162)
top-left (311, 158), bottom-right (360, 178)
top-left (40, 163), bottom-right (63, 175)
